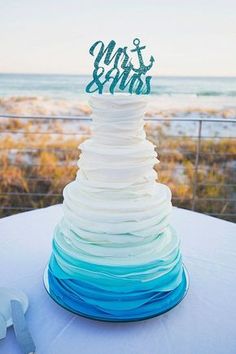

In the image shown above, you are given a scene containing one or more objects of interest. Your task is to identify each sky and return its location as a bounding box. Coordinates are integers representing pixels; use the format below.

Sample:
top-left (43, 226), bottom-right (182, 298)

top-left (0, 0), bottom-right (236, 76)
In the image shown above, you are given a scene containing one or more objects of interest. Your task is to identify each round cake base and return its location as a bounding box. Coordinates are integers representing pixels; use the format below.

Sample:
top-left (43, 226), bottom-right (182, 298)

top-left (43, 265), bottom-right (189, 322)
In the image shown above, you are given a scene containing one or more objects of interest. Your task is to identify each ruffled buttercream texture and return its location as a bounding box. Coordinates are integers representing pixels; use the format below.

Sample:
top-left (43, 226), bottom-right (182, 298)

top-left (48, 94), bottom-right (185, 320)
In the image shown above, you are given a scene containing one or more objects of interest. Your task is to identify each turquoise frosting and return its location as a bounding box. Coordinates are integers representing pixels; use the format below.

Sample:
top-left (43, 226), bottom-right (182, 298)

top-left (48, 255), bottom-right (186, 321)
top-left (47, 223), bottom-right (186, 321)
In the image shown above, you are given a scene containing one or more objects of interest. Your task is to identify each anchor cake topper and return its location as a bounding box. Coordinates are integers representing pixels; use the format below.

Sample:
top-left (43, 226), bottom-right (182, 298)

top-left (85, 38), bottom-right (155, 95)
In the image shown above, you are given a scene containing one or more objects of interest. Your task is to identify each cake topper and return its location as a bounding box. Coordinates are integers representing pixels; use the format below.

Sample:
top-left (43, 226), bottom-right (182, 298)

top-left (85, 38), bottom-right (155, 95)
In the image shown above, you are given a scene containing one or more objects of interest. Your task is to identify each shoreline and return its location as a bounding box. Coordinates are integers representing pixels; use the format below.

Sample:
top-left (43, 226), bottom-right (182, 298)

top-left (0, 95), bottom-right (235, 139)
top-left (0, 95), bottom-right (236, 116)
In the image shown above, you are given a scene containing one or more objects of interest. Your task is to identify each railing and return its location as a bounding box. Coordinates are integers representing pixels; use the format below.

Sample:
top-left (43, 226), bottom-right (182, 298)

top-left (0, 114), bottom-right (236, 222)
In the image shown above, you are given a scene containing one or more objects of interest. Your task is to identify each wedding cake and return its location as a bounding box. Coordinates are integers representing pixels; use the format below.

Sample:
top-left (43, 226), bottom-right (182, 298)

top-left (46, 94), bottom-right (187, 321)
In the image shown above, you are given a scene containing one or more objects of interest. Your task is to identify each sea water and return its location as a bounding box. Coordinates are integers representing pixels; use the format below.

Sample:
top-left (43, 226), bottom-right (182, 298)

top-left (0, 73), bottom-right (236, 102)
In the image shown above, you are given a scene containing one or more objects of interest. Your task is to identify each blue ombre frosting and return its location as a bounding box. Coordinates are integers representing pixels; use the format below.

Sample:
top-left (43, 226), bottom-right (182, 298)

top-left (47, 95), bottom-right (186, 321)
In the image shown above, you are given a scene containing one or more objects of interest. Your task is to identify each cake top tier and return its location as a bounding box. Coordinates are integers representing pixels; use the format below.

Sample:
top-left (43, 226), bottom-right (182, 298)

top-left (89, 93), bottom-right (147, 110)
top-left (89, 94), bottom-right (147, 119)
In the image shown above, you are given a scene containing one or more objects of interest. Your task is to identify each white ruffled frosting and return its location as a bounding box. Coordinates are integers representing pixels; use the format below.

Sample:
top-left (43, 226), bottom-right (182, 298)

top-left (57, 94), bottom-right (178, 266)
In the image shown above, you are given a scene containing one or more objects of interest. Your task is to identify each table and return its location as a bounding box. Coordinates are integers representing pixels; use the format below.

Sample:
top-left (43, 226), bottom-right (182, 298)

top-left (0, 205), bottom-right (236, 354)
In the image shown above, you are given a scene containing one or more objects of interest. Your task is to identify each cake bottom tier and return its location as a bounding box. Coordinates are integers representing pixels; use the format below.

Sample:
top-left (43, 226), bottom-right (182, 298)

top-left (46, 256), bottom-right (188, 322)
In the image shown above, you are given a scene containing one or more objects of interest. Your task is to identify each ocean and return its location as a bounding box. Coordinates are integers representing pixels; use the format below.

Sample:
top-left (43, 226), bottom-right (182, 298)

top-left (1, 73), bottom-right (236, 99)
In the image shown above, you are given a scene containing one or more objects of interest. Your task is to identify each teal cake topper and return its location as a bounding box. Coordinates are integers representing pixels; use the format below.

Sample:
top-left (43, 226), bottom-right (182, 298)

top-left (85, 38), bottom-right (155, 95)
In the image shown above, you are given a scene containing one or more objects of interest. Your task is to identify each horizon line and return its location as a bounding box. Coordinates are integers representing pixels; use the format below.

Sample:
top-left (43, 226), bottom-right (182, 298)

top-left (0, 72), bottom-right (236, 79)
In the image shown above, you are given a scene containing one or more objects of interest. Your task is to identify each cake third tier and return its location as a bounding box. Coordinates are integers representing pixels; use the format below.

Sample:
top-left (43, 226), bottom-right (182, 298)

top-left (47, 94), bottom-right (186, 321)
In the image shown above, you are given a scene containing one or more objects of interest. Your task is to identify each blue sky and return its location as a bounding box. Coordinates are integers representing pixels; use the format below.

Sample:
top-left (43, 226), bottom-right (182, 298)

top-left (0, 0), bottom-right (235, 76)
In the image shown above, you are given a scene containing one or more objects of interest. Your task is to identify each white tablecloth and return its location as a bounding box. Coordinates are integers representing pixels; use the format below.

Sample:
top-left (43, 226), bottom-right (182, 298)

top-left (0, 205), bottom-right (236, 354)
